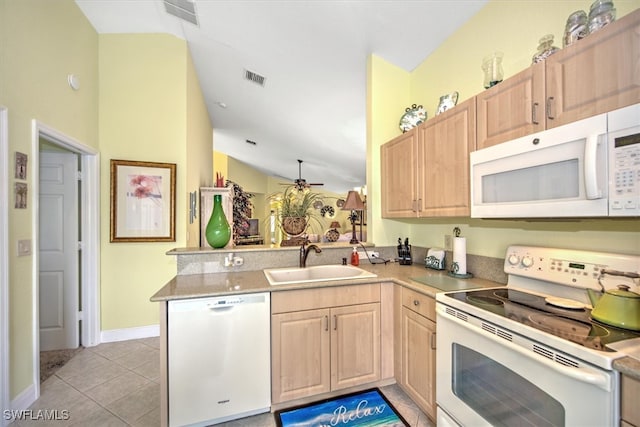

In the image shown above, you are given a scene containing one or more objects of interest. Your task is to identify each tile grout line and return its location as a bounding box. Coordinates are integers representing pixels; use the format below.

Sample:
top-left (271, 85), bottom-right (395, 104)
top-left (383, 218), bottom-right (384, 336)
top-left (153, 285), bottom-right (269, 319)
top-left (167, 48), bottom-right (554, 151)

top-left (44, 339), bottom-right (161, 426)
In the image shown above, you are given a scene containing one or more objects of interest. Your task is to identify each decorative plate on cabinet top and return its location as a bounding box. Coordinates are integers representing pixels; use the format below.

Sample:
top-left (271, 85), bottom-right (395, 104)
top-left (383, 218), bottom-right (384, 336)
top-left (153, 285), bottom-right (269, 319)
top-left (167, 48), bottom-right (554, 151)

top-left (399, 104), bottom-right (426, 133)
top-left (436, 91), bottom-right (459, 115)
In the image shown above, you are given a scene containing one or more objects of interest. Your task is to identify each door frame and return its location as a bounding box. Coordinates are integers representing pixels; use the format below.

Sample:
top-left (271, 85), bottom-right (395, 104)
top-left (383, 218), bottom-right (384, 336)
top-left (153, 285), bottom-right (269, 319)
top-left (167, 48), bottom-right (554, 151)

top-left (0, 107), bottom-right (9, 425)
top-left (30, 120), bottom-right (100, 398)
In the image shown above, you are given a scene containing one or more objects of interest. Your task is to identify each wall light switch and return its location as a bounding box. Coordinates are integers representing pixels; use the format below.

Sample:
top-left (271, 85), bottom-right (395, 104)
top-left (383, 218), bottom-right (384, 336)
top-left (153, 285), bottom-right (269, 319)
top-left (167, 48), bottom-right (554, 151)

top-left (17, 239), bottom-right (32, 256)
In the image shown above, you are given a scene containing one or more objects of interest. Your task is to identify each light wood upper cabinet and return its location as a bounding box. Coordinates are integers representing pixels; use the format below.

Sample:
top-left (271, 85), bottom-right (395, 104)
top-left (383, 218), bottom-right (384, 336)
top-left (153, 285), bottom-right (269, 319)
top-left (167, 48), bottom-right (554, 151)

top-left (546, 8), bottom-right (640, 128)
top-left (476, 62), bottom-right (545, 150)
top-left (417, 97), bottom-right (476, 217)
top-left (476, 9), bottom-right (639, 149)
top-left (381, 98), bottom-right (476, 218)
top-left (381, 129), bottom-right (419, 217)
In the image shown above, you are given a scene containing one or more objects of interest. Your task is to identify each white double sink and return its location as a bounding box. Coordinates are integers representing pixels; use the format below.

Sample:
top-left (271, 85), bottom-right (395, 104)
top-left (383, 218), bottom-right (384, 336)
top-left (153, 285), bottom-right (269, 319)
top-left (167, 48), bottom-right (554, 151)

top-left (264, 264), bottom-right (377, 286)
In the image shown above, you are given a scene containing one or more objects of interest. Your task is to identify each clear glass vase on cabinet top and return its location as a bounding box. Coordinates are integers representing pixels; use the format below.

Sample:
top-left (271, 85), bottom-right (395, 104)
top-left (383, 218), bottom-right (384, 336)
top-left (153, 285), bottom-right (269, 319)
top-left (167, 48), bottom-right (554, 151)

top-left (532, 34), bottom-right (559, 64)
top-left (482, 52), bottom-right (504, 89)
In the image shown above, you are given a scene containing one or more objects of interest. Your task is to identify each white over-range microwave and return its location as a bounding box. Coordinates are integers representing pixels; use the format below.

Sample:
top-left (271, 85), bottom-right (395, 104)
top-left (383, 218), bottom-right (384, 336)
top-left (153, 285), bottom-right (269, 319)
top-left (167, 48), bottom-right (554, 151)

top-left (470, 103), bottom-right (640, 218)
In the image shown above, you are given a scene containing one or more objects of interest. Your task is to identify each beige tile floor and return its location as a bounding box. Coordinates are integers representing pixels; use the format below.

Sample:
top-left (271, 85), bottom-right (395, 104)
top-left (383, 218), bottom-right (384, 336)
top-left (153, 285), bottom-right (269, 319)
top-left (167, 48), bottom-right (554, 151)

top-left (13, 338), bottom-right (432, 426)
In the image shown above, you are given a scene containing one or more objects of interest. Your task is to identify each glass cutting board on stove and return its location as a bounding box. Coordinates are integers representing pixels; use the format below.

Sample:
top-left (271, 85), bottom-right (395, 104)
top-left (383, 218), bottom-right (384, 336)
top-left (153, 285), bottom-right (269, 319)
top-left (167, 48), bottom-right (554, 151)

top-left (410, 274), bottom-right (484, 292)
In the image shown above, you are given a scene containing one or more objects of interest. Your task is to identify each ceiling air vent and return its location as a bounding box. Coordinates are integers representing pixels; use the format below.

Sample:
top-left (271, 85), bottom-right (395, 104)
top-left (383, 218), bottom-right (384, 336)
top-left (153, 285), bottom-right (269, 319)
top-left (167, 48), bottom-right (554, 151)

top-left (244, 69), bottom-right (266, 87)
top-left (164, 0), bottom-right (198, 26)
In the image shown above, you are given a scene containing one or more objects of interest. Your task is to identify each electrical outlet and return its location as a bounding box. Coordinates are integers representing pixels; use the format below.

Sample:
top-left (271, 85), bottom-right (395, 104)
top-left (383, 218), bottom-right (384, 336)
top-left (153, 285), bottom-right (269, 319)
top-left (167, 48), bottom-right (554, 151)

top-left (444, 235), bottom-right (452, 251)
top-left (357, 251), bottom-right (379, 260)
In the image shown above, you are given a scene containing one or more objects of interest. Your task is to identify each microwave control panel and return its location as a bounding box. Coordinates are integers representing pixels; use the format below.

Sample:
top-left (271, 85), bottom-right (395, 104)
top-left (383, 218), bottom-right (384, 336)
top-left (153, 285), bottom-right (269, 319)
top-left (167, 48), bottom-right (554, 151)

top-left (608, 104), bottom-right (640, 216)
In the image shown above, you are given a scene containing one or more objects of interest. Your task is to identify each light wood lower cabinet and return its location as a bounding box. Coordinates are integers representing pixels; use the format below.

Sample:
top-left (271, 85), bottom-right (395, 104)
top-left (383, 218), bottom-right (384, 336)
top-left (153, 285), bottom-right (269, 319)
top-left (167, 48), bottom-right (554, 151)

top-left (399, 287), bottom-right (436, 420)
top-left (621, 374), bottom-right (640, 427)
top-left (271, 284), bottom-right (381, 404)
top-left (272, 308), bottom-right (331, 402)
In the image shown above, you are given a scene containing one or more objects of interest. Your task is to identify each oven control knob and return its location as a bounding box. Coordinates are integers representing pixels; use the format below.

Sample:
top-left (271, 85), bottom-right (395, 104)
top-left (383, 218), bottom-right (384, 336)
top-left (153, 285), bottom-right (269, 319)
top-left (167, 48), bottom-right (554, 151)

top-left (508, 254), bottom-right (520, 265)
top-left (522, 256), bottom-right (534, 268)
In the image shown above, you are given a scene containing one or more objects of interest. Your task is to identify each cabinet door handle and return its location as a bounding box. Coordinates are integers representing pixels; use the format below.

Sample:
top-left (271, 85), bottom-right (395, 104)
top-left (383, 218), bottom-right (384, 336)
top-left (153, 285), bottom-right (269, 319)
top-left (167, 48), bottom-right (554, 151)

top-left (532, 102), bottom-right (539, 124)
top-left (333, 315), bottom-right (337, 330)
top-left (324, 315), bottom-right (329, 331)
top-left (431, 332), bottom-right (437, 350)
top-left (546, 97), bottom-right (555, 120)
top-left (413, 299), bottom-right (420, 306)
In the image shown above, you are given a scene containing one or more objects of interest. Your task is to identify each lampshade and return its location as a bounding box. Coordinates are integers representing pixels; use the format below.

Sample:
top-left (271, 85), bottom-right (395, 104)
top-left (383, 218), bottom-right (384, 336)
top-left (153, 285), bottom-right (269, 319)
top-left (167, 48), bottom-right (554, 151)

top-left (329, 221), bottom-right (341, 229)
top-left (341, 190), bottom-right (365, 211)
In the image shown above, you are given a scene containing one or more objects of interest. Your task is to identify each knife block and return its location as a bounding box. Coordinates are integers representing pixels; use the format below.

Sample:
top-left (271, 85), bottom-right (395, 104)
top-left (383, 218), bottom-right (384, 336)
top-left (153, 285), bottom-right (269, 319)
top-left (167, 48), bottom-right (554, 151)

top-left (398, 245), bottom-right (413, 265)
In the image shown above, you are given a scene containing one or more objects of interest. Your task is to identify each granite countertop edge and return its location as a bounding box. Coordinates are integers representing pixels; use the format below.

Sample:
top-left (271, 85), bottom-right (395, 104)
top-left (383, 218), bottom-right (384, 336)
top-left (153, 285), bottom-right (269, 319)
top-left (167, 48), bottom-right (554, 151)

top-left (613, 357), bottom-right (640, 380)
top-left (150, 262), bottom-right (500, 302)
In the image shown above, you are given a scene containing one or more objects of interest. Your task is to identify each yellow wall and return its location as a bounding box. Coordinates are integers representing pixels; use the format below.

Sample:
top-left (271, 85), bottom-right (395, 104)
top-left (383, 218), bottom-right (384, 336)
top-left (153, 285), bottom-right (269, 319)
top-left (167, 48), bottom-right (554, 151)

top-left (213, 150), bottom-right (228, 182)
top-left (186, 50), bottom-right (214, 247)
top-left (370, 1), bottom-right (640, 257)
top-left (367, 55), bottom-right (411, 245)
top-left (99, 34), bottom-right (193, 331)
top-left (1, 0), bottom-right (99, 399)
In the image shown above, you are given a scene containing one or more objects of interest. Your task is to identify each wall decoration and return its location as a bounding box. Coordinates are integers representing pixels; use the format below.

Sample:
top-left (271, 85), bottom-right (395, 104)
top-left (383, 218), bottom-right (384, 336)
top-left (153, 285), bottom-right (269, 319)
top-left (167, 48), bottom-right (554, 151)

top-left (110, 159), bottom-right (176, 242)
top-left (436, 91), bottom-right (459, 115)
top-left (225, 180), bottom-right (254, 245)
top-left (14, 182), bottom-right (27, 209)
top-left (15, 152), bottom-right (27, 180)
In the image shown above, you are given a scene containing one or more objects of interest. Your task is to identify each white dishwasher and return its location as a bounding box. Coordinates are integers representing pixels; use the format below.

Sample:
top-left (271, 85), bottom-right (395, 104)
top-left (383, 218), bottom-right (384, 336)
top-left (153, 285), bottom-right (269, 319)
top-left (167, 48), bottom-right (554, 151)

top-left (168, 292), bottom-right (271, 427)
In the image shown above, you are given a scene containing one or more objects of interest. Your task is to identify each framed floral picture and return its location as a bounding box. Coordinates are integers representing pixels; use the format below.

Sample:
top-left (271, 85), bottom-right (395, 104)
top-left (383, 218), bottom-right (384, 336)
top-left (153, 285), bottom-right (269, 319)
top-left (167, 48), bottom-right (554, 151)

top-left (110, 159), bottom-right (176, 242)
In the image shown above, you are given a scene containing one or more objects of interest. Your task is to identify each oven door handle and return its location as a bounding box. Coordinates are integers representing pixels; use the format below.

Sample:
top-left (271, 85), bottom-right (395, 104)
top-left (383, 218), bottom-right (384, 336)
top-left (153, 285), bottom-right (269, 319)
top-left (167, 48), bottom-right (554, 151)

top-left (442, 312), bottom-right (612, 392)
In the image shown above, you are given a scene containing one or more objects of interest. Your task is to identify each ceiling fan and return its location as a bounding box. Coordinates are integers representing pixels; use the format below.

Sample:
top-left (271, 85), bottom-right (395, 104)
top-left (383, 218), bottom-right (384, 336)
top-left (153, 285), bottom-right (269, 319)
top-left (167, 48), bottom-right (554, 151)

top-left (281, 159), bottom-right (324, 191)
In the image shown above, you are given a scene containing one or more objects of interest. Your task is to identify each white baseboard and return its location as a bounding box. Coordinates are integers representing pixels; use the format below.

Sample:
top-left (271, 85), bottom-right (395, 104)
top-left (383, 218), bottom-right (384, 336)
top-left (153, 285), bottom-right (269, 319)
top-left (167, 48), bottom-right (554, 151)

top-left (100, 325), bottom-right (159, 343)
top-left (10, 383), bottom-right (36, 412)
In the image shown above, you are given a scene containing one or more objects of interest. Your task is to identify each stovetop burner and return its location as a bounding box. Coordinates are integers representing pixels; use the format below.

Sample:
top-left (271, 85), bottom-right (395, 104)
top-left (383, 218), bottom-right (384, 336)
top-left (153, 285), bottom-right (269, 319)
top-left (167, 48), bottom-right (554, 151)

top-left (445, 288), bottom-right (640, 352)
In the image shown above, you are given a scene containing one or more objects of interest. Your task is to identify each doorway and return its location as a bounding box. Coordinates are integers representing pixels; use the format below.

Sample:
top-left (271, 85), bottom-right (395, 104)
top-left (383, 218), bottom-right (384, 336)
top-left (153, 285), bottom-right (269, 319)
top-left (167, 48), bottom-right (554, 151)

top-left (39, 150), bottom-right (80, 352)
top-left (31, 120), bottom-right (100, 400)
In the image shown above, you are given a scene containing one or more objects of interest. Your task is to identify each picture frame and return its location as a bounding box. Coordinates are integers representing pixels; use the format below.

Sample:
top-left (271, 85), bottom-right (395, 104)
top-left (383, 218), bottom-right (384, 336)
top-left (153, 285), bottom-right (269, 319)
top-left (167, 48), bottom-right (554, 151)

top-left (15, 152), bottom-right (27, 180)
top-left (110, 159), bottom-right (176, 242)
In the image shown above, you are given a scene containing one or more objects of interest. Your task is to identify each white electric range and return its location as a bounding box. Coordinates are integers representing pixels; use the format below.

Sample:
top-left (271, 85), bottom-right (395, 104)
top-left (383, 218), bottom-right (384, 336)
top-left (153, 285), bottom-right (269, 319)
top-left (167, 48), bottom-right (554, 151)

top-left (435, 245), bottom-right (640, 427)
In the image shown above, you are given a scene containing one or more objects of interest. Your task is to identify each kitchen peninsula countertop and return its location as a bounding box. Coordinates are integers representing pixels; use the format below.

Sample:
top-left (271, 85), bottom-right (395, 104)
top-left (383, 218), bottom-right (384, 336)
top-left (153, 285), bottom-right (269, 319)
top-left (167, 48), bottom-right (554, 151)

top-left (151, 262), bottom-right (640, 380)
top-left (150, 262), bottom-right (498, 302)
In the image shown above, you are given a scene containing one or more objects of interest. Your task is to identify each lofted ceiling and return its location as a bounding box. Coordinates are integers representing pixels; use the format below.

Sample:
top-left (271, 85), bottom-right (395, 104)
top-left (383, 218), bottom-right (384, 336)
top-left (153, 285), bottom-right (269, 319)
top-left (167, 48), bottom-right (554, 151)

top-left (75, 0), bottom-right (487, 193)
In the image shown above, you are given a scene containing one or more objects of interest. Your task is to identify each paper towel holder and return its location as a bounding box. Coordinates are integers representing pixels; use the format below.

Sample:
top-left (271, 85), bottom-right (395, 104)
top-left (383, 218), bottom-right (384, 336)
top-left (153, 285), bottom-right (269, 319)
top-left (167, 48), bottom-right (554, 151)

top-left (448, 226), bottom-right (474, 279)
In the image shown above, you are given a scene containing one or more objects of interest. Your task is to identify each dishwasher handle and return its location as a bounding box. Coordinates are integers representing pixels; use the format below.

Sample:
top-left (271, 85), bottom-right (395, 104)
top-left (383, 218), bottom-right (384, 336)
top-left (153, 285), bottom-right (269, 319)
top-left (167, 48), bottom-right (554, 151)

top-left (168, 293), bottom-right (268, 313)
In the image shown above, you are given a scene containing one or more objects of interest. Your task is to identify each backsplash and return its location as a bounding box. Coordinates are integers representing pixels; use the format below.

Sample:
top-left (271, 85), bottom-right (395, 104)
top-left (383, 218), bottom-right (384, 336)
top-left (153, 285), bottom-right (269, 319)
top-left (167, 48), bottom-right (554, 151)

top-left (171, 245), bottom-right (508, 284)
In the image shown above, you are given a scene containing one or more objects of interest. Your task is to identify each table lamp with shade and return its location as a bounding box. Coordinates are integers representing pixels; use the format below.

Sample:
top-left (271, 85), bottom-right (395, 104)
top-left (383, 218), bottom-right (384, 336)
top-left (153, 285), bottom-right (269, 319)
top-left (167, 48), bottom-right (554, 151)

top-left (341, 190), bottom-right (365, 244)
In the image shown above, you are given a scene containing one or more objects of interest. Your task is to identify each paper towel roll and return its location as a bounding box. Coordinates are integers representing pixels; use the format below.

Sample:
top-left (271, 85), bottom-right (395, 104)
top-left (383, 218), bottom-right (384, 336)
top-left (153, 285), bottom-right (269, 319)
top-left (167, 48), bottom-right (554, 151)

top-left (453, 237), bottom-right (467, 275)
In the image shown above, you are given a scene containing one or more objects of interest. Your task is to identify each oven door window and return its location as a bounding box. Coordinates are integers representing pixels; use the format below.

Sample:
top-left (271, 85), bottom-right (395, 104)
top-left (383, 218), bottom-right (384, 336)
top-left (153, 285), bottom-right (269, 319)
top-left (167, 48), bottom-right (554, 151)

top-left (452, 344), bottom-right (564, 427)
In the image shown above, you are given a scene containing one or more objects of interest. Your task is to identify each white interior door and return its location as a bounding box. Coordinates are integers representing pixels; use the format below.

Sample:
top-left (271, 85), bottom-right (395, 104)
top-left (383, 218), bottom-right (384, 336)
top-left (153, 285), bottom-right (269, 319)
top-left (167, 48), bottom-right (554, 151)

top-left (39, 151), bottom-right (79, 351)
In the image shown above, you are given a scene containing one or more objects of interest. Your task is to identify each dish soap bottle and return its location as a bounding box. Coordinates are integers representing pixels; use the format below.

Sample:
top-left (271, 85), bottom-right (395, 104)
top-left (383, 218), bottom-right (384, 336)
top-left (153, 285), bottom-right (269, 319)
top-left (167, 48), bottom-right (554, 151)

top-left (350, 247), bottom-right (359, 266)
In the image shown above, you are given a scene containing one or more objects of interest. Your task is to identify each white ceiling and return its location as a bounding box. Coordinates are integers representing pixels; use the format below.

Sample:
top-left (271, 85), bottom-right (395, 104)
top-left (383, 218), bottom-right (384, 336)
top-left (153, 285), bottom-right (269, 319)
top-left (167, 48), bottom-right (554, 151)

top-left (75, 0), bottom-right (487, 193)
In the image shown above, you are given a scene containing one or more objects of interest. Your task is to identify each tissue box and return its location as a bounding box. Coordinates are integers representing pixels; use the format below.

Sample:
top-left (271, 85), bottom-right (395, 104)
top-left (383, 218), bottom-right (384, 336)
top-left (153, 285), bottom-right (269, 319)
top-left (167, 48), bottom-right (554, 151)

top-left (425, 248), bottom-right (445, 270)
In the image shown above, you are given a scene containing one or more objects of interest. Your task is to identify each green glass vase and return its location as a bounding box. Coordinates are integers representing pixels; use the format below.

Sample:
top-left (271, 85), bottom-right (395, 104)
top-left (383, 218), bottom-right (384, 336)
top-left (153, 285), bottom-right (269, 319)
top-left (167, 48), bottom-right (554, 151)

top-left (205, 194), bottom-right (231, 248)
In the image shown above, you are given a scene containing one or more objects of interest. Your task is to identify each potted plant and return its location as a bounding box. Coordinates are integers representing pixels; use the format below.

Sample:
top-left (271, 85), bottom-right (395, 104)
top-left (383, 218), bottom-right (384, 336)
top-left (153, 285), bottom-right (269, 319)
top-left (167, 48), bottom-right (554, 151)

top-left (273, 185), bottom-right (321, 237)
